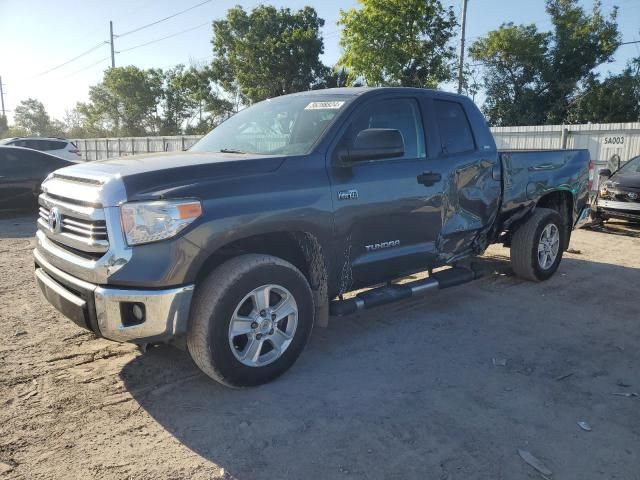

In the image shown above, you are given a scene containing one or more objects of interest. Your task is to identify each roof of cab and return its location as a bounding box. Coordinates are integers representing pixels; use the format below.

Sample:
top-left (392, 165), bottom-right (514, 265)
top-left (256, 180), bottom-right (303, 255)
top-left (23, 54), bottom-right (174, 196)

top-left (286, 86), bottom-right (469, 101)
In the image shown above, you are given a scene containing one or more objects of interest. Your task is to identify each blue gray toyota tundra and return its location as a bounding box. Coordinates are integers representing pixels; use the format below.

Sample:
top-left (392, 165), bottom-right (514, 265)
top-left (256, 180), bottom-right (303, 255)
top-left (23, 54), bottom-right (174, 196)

top-left (34, 88), bottom-right (591, 387)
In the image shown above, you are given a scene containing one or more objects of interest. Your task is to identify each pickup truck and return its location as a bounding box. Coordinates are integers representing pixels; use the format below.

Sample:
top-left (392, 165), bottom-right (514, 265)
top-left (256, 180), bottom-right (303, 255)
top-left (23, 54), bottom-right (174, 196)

top-left (34, 87), bottom-right (591, 387)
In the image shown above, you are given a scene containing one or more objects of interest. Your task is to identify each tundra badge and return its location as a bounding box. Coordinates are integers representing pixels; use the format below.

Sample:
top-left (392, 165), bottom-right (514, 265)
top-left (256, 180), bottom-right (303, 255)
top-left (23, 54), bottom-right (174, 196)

top-left (365, 240), bottom-right (400, 252)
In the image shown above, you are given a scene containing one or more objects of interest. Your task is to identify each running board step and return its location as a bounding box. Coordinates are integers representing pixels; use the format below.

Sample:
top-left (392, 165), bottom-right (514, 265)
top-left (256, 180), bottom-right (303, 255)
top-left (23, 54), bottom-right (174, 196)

top-left (329, 266), bottom-right (481, 316)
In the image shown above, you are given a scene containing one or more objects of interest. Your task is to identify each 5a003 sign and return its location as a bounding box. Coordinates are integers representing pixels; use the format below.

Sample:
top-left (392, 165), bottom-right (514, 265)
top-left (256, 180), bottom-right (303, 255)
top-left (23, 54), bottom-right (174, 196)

top-left (603, 136), bottom-right (625, 145)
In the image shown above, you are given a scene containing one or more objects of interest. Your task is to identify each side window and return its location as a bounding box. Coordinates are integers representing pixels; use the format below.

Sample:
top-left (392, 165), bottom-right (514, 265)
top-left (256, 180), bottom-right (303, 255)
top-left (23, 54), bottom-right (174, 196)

top-left (434, 100), bottom-right (475, 155)
top-left (35, 140), bottom-right (50, 151)
top-left (51, 141), bottom-right (67, 150)
top-left (348, 98), bottom-right (426, 159)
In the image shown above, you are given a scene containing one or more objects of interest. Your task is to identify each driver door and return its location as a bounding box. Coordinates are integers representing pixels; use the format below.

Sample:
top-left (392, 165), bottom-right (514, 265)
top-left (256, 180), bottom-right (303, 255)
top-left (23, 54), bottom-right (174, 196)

top-left (328, 96), bottom-right (444, 291)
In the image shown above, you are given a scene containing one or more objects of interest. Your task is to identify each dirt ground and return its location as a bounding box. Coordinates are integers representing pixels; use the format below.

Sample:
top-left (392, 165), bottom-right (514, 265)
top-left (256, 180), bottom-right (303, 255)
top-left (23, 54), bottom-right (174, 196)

top-left (1, 215), bottom-right (639, 480)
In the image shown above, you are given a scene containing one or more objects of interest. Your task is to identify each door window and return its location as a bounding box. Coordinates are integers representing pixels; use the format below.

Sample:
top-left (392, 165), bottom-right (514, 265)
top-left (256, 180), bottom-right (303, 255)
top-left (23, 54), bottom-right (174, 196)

top-left (347, 98), bottom-right (426, 159)
top-left (434, 100), bottom-right (475, 155)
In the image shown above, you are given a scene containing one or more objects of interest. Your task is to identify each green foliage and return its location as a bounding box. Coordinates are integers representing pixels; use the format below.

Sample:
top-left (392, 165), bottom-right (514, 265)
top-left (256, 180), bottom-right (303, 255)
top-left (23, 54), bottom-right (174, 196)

top-left (78, 66), bottom-right (163, 136)
top-left (14, 98), bottom-right (55, 136)
top-left (3, 126), bottom-right (29, 138)
top-left (0, 115), bottom-right (7, 136)
top-left (211, 5), bottom-right (327, 103)
top-left (567, 58), bottom-right (640, 123)
top-left (337, 0), bottom-right (457, 87)
top-left (469, 0), bottom-right (620, 125)
top-left (168, 65), bottom-right (234, 133)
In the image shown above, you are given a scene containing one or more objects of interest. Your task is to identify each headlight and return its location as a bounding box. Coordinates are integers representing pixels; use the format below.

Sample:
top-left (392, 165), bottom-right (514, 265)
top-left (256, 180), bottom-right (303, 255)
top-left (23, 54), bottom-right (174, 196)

top-left (120, 200), bottom-right (202, 246)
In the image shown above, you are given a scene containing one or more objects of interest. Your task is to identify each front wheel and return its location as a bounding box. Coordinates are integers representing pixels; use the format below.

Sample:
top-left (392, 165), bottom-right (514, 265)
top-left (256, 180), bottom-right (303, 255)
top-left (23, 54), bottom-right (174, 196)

top-left (187, 254), bottom-right (314, 387)
top-left (510, 208), bottom-right (566, 282)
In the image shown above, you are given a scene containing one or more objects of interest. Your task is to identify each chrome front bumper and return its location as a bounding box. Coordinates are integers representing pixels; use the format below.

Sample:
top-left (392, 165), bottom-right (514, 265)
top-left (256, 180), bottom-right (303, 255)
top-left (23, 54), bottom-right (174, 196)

top-left (34, 249), bottom-right (194, 343)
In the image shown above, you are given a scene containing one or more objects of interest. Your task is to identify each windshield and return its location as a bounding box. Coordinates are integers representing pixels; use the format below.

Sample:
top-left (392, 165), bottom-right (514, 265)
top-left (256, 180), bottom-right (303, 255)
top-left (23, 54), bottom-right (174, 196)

top-left (190, 95), bottom-right (351, 156)
top-left (618, 155), bottom-right (640, 174)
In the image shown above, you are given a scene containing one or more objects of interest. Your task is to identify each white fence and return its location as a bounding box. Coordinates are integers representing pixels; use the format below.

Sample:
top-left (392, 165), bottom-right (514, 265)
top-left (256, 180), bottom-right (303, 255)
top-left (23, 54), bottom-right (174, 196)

top-left (74, 122), bottom-right (640, 167)
top-left (492, 122), bottom-right (640, 169)
top-left (73, 136), bottom-right (203, 161)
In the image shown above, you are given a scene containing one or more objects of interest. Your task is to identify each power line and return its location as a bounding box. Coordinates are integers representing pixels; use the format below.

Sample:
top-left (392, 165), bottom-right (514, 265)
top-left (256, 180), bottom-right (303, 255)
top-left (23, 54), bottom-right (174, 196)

top-left (116, 0), bottom-right (212, 38)
top-left (65, 56), bottom-right (112, 78)
top-left (116, 22), bottom-right (210, 54)
top-left (36, 42), bottom-right (107, 77)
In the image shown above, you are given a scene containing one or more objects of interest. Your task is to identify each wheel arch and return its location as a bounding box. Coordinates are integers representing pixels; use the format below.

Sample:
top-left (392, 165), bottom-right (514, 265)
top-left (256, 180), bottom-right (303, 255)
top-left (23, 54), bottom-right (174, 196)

top-left (192, 230), bottom-right (330, 327)
top-left (535, 189), bottom-right (574, 250)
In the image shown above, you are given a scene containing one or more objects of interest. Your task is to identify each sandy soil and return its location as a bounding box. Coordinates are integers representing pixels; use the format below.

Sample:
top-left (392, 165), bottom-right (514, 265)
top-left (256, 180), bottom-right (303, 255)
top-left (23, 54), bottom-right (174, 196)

top-left (1, 215), bottom-right (639, 480)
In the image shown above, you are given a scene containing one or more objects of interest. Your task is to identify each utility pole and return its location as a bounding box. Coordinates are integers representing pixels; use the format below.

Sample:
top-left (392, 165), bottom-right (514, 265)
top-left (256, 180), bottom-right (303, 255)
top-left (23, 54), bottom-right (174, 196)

top-left (109, 21), bottom-right (116, 68)
top-left (457, 0), bottom-right (469, 94)
top-left (0, 76), bottom-right (5, 118)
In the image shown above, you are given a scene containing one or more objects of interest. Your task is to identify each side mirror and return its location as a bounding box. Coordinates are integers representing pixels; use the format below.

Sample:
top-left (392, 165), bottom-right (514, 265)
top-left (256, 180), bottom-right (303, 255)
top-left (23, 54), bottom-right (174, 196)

top-left (599, 168), bottom-right (612, 178)
top-left (342, 128), bottom-right (405, 163)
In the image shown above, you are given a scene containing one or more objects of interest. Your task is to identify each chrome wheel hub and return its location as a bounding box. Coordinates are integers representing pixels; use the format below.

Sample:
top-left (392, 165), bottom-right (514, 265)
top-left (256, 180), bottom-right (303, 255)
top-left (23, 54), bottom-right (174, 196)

top-left (537, 223), bottom-right (560, 270)
top-left (228, 284), bottom-right (298, 367)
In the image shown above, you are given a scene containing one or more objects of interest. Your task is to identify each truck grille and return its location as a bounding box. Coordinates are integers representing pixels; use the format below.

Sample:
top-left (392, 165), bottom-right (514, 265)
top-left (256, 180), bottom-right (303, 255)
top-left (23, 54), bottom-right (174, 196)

top-left (37, 174), bottom-right (110, 259)
top-left (39, 206), bottom-right (108, 243)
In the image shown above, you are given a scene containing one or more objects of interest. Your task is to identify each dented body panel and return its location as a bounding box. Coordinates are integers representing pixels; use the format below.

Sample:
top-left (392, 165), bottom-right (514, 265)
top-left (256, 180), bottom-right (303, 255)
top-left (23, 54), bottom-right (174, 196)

top-left (498, 149), bottom-right (590, 232)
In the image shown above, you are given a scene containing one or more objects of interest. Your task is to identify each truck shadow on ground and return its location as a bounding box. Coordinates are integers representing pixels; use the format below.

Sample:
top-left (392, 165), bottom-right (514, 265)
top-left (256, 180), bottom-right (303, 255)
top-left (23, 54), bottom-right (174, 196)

top-left (120, 254), bottom-right (639, 480)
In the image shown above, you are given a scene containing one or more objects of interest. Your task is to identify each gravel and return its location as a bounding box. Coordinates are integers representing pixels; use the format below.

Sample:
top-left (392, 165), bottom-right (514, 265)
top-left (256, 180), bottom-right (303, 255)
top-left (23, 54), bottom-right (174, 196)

top-left (1, 215), bottom-right (639, 479)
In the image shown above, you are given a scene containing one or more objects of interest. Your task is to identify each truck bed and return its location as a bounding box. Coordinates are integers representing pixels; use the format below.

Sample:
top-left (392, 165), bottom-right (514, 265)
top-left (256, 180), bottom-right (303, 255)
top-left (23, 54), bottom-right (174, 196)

top-left (498, 149), bottom-right (590, 225)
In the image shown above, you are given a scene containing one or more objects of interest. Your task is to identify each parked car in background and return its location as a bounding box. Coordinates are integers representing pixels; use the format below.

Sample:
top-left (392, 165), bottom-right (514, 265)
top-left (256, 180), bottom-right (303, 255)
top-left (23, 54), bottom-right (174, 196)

top-left (0, 137), bottom-right (82, 161)
top-left (0, 146), bottom-right (76, 212)
top-left (595, 154), bottom-right (640, 223)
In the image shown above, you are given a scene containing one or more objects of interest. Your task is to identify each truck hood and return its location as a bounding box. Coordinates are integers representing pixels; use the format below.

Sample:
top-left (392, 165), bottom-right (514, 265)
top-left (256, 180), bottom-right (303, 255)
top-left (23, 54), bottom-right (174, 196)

top-left (55, 151), bottom-right (285, 203)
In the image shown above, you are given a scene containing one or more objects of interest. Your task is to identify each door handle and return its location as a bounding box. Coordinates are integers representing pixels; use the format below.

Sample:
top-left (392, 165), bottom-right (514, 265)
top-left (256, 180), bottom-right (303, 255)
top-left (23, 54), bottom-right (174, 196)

top-left (417, 171), bottom-right (441, 186)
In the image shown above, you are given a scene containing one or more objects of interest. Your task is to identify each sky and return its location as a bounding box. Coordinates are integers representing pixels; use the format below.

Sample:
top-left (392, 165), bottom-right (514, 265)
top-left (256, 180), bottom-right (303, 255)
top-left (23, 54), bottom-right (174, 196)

top-left (0, 0), bottom-right (638, 124)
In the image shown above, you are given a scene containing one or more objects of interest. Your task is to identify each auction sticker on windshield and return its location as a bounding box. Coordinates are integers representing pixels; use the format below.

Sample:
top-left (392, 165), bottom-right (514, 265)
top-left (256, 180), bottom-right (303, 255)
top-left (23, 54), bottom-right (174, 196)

top-left (305, 101), bottom-right (345, 110)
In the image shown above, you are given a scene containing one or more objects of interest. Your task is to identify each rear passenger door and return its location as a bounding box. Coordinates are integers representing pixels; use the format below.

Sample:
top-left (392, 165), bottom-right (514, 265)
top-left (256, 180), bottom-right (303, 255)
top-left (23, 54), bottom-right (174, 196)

top-left (425, 98), bottom-right (501, 258)
top-left (328, 95), bottom-right (444, 290)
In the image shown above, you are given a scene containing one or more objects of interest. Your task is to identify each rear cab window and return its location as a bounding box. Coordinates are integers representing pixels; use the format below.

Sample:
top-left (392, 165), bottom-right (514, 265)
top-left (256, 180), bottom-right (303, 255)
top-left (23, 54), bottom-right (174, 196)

top-left (434, 100), bottom-right (476, 155)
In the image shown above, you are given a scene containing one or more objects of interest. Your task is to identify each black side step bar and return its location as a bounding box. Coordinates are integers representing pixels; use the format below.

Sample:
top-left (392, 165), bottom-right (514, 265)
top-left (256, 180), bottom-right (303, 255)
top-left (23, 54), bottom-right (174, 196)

top-left (329, 266), bottom-right (481, 316)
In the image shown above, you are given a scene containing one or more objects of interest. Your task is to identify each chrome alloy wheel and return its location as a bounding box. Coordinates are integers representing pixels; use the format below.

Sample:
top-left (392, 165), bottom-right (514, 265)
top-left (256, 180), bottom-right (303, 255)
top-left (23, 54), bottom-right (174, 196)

top-left (537, 223), bottom-right (560, 270)
top-left (228, 284), bottom-right (298, 367)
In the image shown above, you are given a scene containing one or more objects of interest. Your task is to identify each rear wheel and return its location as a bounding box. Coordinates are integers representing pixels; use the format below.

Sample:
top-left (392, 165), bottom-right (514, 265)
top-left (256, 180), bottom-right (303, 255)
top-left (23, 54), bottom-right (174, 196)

top-left (510, 208), bottom-right (565, 282)
top-left (187, 254), bottom-right (314, 387)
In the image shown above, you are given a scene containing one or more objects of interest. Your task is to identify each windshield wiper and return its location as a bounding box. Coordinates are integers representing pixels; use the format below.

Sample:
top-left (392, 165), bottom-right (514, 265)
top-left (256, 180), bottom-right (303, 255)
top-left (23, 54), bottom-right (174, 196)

top-left (219, 148), bottom-right (246, 154)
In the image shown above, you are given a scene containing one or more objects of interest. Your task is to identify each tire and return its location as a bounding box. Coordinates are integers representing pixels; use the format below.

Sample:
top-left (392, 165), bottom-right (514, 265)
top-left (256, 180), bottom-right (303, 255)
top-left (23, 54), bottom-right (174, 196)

top-left (187, 254), bottom-right (314, 387)
top-left (510, 208), bottom-right (566, 282)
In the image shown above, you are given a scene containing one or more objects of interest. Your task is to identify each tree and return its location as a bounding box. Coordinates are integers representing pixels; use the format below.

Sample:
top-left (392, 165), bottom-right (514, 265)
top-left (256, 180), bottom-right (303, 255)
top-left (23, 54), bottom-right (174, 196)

top-left (14, 98), bottom-right (54, 136)
top-left (469, 0), bottom-right (620, 126)
top-left (469, 24), bottom-right (551, 125)
top-left (211, 5), bottom-right (327, 103)
top-left (164, 66), bottom-right (234, 134)
top-left (62, 107), bottom-right (91, 139)
top-left (337, 0), bottom-right (457, 88)
top-left (567, 58), bottom-right (640, 123)
top-left (159, 65), bottom-right (199, 135)
top-left (79, 66), bottom-right (163, 136)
